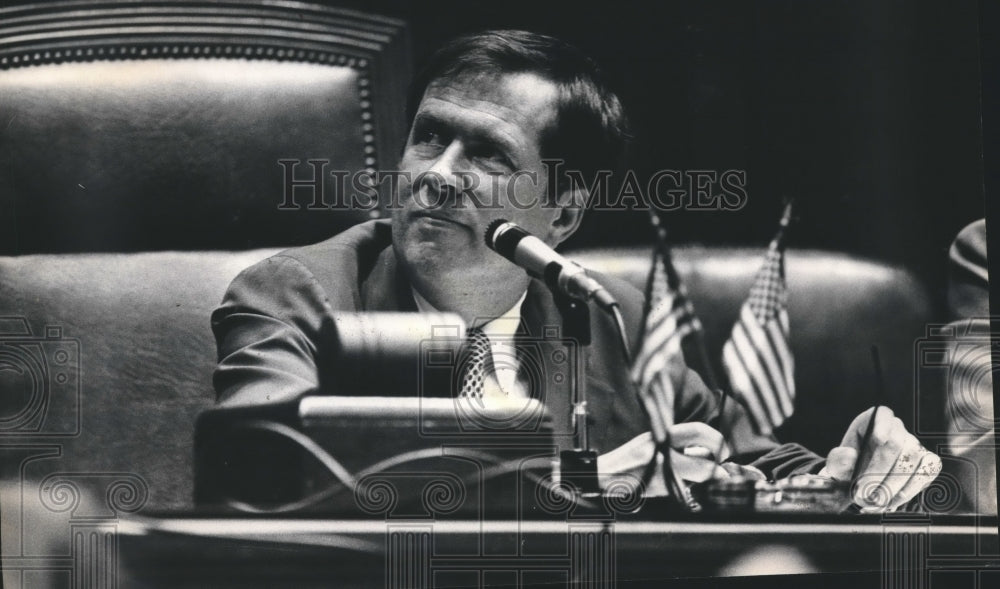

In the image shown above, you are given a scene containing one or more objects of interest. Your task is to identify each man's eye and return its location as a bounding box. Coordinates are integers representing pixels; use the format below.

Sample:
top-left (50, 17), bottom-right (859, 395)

top-left (414, 125), bottom-right (447, 146)
top-left (469, 145), bottom-right (512, 169)
top-left (420, 131), bottom-right (443, 145)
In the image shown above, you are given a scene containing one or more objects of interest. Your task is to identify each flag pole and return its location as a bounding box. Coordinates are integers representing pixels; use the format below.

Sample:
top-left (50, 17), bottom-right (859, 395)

top-left (637, 209), bottom-right (695, 510)
top-left (774, 198), bottom-right (794, 249)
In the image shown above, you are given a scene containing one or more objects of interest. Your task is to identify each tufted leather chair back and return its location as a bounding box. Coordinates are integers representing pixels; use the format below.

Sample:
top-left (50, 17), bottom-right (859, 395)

top-left (0, 1), bottom-right (410, 254)
top-left (0, 0), bottom-right (411, 526)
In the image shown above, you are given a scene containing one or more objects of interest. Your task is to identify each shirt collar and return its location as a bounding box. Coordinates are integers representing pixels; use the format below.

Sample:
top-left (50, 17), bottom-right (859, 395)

top-left (410, 287), bottom-right (527, 340)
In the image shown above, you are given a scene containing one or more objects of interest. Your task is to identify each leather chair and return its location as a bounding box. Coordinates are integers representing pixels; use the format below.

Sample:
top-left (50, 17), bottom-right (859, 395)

top-left (0, 0), bottom-right (410, 254)
top-left (0, 0), bottom-right (410, 527)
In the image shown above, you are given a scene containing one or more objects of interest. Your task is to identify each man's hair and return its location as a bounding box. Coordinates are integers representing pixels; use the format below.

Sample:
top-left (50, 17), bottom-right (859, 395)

top-left (406, 30), bottom-right (631, 197)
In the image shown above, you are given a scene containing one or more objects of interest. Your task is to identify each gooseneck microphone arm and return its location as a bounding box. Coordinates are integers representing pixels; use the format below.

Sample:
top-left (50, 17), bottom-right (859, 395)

top-left (485, 219), bottom-right (632, 363)
top-left (485, 220), bottom-right (691, 511)
top-left (485, 219), bottom-right (641, 498)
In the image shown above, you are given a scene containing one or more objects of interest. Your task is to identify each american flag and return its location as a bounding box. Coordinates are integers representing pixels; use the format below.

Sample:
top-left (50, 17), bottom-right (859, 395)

top-left (722, 202), bottom-right (795, 436)
top-left (630, 215), bottom-right (703, 442)
top-left (629, 213), bottom-right (708, 508)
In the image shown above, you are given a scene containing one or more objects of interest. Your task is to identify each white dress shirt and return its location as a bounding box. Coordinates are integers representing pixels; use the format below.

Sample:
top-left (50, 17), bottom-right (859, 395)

top-left (411, 287), bottom-right (529, 399)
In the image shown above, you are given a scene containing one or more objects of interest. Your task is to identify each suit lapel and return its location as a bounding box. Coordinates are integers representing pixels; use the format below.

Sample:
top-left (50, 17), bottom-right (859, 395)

top-left (360, 244), bottom-right (417, 313)
top-left (521, 280), bottom-right (631, 453)
top-left (521, 281), bottom-right (579, 451)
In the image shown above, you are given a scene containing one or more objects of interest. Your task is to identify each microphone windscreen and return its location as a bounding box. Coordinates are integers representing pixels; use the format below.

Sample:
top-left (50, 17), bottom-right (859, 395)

top-left (486, 220), bottom-right (531, 259)
top-left (484, 218), bottom-right (509, 249)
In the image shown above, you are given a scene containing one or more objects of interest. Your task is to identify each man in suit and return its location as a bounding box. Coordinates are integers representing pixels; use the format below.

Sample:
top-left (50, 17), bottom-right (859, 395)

top-left (211, 30), bottom-right (939, 510)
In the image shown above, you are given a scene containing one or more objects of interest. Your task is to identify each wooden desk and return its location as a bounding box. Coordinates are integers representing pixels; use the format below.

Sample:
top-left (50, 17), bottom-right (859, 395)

top-left (116, 513), bottom-right (999, 588)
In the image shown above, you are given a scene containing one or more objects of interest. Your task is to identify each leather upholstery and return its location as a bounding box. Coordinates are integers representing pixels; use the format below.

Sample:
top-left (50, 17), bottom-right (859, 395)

top-left (0, 246), bottom-right (935, 510)
top-left (0, 0), bottom-right (411, 512)
top-left (0, 249), bottom-right (279, 509)
top-left (0, 1), bottom-right (410, 254)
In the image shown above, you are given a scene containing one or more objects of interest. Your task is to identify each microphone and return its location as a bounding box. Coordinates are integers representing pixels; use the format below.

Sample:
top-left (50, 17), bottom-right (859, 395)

top-left (485, 219), bottom-right (618, 310)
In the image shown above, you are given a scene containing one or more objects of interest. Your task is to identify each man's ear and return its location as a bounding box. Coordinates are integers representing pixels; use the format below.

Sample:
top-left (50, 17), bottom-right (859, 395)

top-left (548, 187), bottom-right (587, 246)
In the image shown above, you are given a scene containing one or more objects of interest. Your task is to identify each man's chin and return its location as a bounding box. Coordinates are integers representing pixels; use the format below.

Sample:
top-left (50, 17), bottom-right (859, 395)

top-left (396, 238), bottom-right (468, 278)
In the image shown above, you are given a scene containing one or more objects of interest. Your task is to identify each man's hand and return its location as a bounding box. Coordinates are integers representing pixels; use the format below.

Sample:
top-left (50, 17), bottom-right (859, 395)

top-left (598, 424), bottom-right (736, 496)
top-left (819, 406), bottom-right (942, 512)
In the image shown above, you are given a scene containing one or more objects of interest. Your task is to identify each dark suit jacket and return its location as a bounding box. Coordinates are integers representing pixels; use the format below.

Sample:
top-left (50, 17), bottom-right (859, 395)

top-left (211, 220), bottom-right (823, 478)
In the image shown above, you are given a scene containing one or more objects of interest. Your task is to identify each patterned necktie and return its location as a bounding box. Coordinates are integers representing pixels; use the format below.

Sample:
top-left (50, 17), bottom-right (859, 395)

top-left (458, 327), bottom-right (496, 398)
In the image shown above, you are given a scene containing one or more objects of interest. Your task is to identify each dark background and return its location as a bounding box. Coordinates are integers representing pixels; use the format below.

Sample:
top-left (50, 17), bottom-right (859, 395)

top-left (335, 0), bottom-right (986, 314)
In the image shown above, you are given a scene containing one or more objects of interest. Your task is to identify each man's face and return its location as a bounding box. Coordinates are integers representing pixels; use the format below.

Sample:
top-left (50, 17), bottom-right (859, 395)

top-left (392, 71), bottom-right (570, 310)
